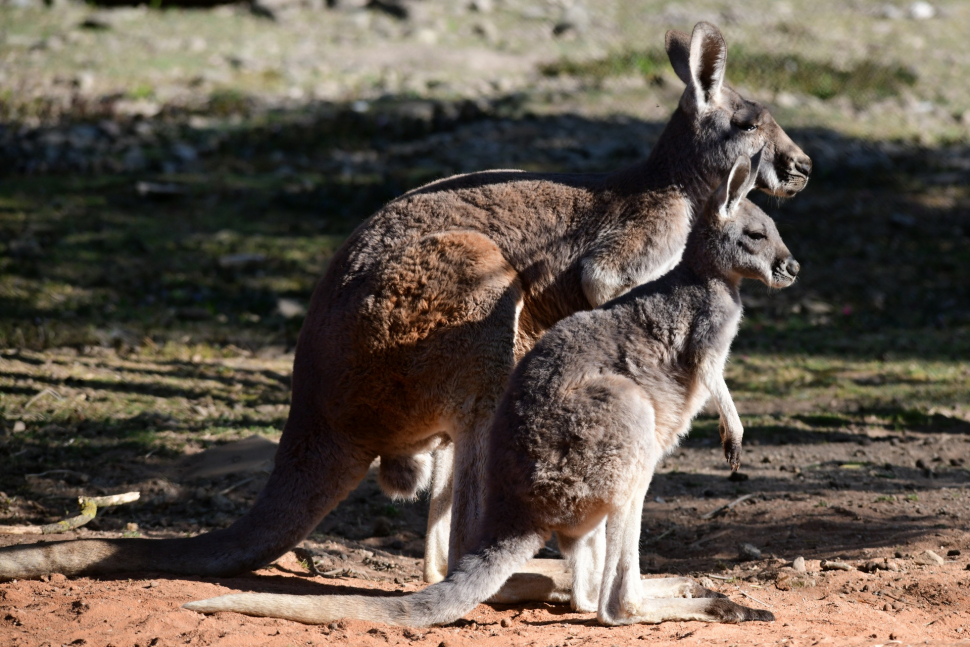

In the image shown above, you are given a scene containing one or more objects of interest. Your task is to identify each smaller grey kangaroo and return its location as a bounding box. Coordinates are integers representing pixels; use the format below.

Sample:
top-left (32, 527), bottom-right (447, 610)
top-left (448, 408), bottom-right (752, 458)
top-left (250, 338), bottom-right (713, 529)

top-left (183, 155), bottom-right (797, 626)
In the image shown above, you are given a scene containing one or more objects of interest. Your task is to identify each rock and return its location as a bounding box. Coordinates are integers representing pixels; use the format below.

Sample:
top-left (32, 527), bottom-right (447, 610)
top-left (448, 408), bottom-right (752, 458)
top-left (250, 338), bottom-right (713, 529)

top-left (908, 1), bottom-right (935, 19)
top-left (914, 550), bottom-right (944, 566)
top-left (12, 421), bottom-right (26, 433)
top-left (775, 572), bottom-right (792, 591)
top-left (947, 549), bottom-right (961, 557)
top-left (468, 0), bottom-right (492, 12)
top-left (219, 253), bottom-right (266, 269)
top-left (728, 471), bottom-right (749, 482)
top-left (738, 543), bottom-right (762, 561)
top-left (792, 556), bottom-right (807, 573)
top-left (500, 617), bottom-right (512, 628)
top-left (277, 298), bottom-right (307, 319)
top-left (820, 560), bottom-right (854, 571)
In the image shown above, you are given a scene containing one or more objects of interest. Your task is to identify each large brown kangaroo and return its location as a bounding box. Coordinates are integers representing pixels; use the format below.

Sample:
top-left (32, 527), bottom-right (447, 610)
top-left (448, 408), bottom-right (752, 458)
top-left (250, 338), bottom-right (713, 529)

top-left (183, 154), bottom-right (795, 626)
top-left (0, 23), bottom-right (810, 592)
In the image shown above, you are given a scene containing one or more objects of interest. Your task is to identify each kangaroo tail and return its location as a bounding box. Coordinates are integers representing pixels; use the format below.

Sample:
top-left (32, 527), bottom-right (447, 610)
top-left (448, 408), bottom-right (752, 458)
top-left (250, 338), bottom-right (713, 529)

top-left (183, 530), bottom-right (545, 626)
top-left (0, 421), bottom-right (372, 581)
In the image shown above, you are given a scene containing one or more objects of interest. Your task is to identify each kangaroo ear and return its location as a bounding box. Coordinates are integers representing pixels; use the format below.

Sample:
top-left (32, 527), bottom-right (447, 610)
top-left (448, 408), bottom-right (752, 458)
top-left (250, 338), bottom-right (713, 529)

top-left (717, 156), bottom-right (752, 221)
top-left (665, 29), bottom-right (692, 85)
top-left (688, 22), bottom-right (727, 110)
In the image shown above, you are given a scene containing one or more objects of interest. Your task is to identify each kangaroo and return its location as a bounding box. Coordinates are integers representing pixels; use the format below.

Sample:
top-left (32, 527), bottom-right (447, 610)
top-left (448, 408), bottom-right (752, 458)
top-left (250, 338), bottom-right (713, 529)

top-left (0, 22), bottom-right (810, 596)
top-left (183, 154), bottom-right (796, 626)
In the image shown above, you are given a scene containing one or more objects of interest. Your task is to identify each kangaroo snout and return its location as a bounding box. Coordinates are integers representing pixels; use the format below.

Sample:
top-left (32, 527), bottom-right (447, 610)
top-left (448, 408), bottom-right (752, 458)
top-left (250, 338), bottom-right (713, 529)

top-left (785, 257), bottom-right (800, 276)
top-left (792, 156), bottom-right (812, 178)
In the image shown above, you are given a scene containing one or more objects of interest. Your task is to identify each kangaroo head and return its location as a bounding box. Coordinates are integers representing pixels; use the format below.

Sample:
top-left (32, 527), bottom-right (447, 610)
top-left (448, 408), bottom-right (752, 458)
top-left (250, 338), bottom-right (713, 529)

top-left (701, 155), bottom-right (799, 289)
top-left (665, 22), bottom-right (812, 198)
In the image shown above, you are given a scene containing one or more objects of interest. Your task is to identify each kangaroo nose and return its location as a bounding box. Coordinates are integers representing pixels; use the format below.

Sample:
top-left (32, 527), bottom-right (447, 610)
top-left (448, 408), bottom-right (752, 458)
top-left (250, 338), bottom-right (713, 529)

top-left (794, 156), bottom-right (812, 177)
top-left (786, 257), bottom-right (800, 276)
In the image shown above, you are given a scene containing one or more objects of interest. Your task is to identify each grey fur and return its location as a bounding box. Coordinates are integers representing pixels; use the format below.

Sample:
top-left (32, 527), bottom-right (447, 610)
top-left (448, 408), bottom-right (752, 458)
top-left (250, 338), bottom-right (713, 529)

top-left (183, 155), bottom-right (794, 626)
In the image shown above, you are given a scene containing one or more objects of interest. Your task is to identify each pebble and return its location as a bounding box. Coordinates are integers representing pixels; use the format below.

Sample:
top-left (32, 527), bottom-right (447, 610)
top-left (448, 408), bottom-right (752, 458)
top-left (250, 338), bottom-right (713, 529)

top-left (738, 543), bottom-right (762, 561)
top-left (914, 550), bottom-right (944, 566)
top-left (792, 556), bottom-right (806, 573)
top-left (908, 1), bottom-right (936, 20)
top-left (500, 617), bottom-right (512, 628)
top-left (12, 421), bottom-right (26, 433)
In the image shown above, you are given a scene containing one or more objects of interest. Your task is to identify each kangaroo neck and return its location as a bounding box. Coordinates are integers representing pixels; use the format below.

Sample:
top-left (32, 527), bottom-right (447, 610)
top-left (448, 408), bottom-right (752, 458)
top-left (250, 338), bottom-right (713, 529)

top-left (682, 225), bottom-right (742, 297)
top-left (604, 109), bottom-right (718, 216)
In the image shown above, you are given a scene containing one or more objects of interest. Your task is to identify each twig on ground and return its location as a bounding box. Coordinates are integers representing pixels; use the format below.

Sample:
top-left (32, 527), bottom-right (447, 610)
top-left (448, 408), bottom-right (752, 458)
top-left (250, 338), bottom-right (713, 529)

top-left (0, 491), bottom-right (140, 535)
top-left (645, 527), bottom-right (676, 544)
top-left (701, 493), bottom-right (756, 520)
top-left (688, 528), bottom-right (732, 549)
top-left (735, 585), bottom-right (773, 608)
top-left (292, 547), bottom-right (325, 576)
top-left (219, 468), bottom-right (271, 495)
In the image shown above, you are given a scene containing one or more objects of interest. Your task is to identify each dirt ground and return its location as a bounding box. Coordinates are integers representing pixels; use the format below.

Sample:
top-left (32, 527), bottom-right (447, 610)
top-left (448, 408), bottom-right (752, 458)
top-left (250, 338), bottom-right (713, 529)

top-left (2, 349), bottom-right (970, 647)
top-left (3, 0), bottom-right (970, 645)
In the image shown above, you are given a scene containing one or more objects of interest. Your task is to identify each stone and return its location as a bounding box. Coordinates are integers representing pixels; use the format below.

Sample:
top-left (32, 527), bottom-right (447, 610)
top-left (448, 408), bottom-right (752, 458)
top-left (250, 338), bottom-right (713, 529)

top-left (277, 298), bottom-right (307, 319)
top-left (500, 617), bottom-right (512, 628)
top-left (792, 556), bottom-right (806, 573)
top-left (738, 543), bottom-right (762, 561)
top-left (914, 549), bottom-right (944, 566)
top-left (908, 1), bottom-right (935, 19)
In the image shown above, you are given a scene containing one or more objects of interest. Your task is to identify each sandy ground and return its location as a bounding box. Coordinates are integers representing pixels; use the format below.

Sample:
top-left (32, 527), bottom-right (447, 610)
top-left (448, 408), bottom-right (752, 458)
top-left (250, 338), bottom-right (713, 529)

top-left (1, 531), bottom-right (969, 647)
top-left (3, 430), bottom-right (970, 647)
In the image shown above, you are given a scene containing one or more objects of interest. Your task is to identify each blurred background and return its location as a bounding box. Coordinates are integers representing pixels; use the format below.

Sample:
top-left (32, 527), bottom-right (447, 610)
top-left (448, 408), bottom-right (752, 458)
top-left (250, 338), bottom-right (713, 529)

top-left (0, 1), bottom-right (968, 549)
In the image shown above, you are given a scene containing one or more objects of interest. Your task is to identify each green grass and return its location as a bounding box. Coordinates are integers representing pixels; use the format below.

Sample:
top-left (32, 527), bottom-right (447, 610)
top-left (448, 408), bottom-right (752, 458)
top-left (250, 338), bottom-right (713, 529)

top-left (541, 46), bottom-right (917, 106)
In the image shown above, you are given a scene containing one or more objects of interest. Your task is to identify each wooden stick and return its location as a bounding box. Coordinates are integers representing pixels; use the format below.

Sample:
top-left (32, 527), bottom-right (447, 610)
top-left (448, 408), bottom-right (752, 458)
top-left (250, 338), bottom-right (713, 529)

top-left (735, 585), bottom-right (773, 608)
top-left (0, 491), bottom-right (140, 535)
top-left (701, 493), bottom-right (756, 520)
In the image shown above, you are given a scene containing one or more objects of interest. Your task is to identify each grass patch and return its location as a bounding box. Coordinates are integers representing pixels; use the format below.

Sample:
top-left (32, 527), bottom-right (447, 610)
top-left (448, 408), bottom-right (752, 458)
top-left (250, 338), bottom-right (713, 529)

top-left (541, 46), bottom-right (917, 105)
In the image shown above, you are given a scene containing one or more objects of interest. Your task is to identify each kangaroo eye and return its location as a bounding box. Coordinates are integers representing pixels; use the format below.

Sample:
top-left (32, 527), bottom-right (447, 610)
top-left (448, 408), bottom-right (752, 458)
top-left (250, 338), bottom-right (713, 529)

top-left (745, 230), bottom-right (766, 240)
top-left (734, 122), bottom-right (757, 133)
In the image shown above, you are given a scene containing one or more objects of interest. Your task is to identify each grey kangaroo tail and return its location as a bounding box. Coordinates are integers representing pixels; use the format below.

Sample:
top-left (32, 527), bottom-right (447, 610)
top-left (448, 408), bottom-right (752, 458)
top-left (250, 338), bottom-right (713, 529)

top-left (183, 530), bottom-right (546, 626)
top-left (0, 423), bottom-right (372, 581)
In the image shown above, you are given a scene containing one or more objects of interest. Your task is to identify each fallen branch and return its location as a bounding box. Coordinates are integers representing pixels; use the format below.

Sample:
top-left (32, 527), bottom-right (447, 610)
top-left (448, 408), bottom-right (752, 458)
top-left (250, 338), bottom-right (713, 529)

top-left (735, 585), bottom-right (773, 609)
top-left (688, 528), bottom-right (732, 549)
top-left (0, 491), bottom-right (140, 535)
top-left (700, 493), bottom-right (756, 520)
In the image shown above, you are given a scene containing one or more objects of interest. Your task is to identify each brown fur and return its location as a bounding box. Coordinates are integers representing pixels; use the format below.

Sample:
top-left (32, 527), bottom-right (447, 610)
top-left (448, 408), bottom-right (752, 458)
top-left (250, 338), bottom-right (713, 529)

top-left (0, 23), bottom-right (810, 591)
